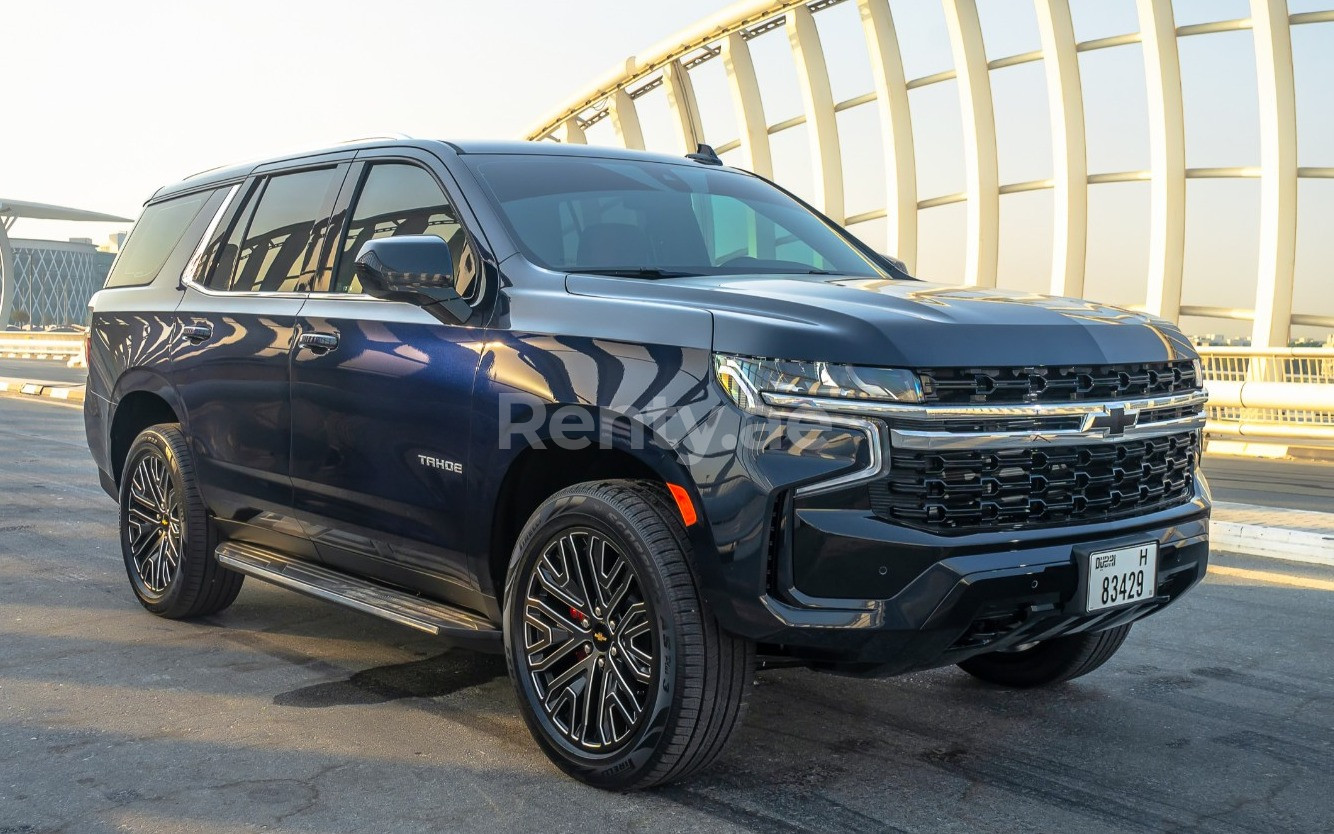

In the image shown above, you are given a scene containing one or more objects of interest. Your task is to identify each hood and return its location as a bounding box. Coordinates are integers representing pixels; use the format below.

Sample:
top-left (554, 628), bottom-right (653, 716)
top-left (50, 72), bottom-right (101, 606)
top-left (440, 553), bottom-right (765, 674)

top-left (565, 273), bottom-right (1196, 367)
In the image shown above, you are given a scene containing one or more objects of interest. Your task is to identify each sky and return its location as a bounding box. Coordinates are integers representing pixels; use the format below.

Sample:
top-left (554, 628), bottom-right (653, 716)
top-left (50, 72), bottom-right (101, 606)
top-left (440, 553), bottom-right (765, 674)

top-left (4, 0), bottom-right (1332, 339)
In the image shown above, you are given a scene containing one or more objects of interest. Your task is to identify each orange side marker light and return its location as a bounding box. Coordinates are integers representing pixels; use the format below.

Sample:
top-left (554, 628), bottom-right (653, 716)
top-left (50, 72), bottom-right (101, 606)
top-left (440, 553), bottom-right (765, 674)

top-left (666, 483), bottom-right (698, 527)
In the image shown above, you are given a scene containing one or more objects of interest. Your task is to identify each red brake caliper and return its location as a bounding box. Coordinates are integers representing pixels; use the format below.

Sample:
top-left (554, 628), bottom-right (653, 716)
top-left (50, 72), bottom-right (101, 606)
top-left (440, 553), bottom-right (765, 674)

top-left (571, 606), bottom-right (590, 659)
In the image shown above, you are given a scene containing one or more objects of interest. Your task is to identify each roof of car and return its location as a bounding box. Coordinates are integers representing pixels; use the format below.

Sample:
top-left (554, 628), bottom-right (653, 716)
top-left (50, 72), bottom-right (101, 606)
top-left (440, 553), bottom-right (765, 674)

top-left (448, 140), bottom-right (708, 167)
top-left (150, 139), bottom-right (719, 203)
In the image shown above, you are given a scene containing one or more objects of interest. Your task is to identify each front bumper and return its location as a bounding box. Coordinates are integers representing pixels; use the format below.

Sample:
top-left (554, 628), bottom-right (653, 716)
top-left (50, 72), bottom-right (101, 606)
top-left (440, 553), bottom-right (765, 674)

top-left (698, 481), bottom-right (1209, 675)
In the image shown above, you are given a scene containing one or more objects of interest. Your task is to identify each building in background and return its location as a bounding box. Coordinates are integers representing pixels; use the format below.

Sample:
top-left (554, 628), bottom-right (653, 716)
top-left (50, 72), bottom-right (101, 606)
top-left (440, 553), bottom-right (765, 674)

top-left (98, 232), bottom-right (127, 254)
top-left (0, 197), bottom-right (130, 329)
top-left (5, 238), bottom-right (116, 327)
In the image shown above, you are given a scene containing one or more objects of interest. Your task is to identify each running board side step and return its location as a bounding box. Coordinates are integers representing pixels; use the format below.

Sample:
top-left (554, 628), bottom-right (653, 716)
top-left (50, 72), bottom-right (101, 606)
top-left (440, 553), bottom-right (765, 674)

top-left (215, 541), bottom-right (501, 647)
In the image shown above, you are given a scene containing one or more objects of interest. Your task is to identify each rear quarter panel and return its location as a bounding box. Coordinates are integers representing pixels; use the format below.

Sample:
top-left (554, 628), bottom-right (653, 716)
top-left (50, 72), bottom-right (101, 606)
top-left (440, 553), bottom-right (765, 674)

top-left (84, 284), bottom-right (185, 484)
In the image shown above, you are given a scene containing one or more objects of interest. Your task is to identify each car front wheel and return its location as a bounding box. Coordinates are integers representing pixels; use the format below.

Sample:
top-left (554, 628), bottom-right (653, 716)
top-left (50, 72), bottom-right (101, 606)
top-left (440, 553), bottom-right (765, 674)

top-left (503, 480), bottom-right (753, 790)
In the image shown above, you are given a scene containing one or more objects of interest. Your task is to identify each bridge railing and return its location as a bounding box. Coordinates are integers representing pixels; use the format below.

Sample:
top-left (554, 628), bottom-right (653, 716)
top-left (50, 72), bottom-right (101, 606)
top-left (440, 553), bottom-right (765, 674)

top-left (0, 331), bottom-right (86, 368)
top-left (1197, 347), bottom-right (1334, 441)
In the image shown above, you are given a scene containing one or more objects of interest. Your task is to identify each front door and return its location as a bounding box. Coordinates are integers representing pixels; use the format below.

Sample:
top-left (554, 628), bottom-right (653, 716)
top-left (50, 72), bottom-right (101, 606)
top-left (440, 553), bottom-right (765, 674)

top-left (289, 158), bottom-right (489, 609)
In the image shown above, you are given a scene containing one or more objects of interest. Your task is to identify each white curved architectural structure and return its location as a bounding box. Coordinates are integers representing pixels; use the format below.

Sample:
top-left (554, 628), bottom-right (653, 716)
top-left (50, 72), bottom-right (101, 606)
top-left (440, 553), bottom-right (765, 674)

top-left (527, 0), bottom-right (1333, 346)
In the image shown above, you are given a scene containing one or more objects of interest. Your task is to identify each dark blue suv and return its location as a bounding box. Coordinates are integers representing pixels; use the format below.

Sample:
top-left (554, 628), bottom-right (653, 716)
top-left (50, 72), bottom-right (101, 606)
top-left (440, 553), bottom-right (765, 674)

top-left (86, 139), bottom-right (1210, 789)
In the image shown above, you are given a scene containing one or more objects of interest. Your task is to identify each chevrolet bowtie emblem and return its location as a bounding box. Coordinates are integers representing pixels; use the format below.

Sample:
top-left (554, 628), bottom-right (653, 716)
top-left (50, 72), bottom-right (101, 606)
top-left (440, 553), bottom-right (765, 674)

top-left (1082, 405), bottom-right (1139, 436)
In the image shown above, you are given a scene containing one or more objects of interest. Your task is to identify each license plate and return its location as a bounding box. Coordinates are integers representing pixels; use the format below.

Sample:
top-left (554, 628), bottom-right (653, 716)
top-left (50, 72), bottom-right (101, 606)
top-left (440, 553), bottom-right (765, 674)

top-left (1085, 542), bottom-right (1158, 613)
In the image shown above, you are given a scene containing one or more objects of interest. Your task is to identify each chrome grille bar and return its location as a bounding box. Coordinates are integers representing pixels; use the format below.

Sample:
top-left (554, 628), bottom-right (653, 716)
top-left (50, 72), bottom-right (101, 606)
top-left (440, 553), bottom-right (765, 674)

top-left (761, 390), bottom-right (1208, 423)
top-left (889, 413), bottom-right (1206, 450)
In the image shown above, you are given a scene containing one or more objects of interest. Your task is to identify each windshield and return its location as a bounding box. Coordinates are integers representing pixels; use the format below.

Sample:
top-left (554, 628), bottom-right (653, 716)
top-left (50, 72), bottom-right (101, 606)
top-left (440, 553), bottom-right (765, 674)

top-left (461, 154), bottom-right (885, 279)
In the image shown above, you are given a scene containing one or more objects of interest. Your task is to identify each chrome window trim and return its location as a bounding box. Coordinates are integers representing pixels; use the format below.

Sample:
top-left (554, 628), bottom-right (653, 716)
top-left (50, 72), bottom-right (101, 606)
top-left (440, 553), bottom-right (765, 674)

top-left (889, 414), bottom-right (1206, 451)
top-left (178, 183), bottom-right (239, 291)
top-left (761, 390), bottom-right (1208, 421)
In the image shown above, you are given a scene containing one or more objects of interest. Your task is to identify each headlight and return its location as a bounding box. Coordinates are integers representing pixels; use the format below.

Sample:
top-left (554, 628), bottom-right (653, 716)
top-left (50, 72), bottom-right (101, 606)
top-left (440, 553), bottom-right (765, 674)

top-left (713, 353), bottom-right (923, 412)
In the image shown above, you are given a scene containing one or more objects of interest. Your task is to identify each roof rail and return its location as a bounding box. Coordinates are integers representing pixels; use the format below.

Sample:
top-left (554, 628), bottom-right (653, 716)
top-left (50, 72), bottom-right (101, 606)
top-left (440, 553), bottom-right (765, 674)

top-left (184, 134), bottom-right (417, 180)
top-left (337, 133), bottom-right (414, 144)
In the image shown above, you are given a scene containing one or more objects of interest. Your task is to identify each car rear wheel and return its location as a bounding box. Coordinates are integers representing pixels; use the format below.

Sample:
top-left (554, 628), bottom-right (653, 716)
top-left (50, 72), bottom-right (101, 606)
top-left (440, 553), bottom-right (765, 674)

top-left (503, 480), bottom-right (754, 790)
top-left (957, 623), bottom-right (1133, 688)
top-left (120, 424), bottom-right (243, 618)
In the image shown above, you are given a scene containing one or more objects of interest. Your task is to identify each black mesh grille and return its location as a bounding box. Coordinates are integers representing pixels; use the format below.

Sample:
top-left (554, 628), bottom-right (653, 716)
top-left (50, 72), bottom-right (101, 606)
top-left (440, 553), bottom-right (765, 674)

top-left (870, 432), bottom-right (1199, 533)
top-left (918, 361), bottom-right (1200, 404)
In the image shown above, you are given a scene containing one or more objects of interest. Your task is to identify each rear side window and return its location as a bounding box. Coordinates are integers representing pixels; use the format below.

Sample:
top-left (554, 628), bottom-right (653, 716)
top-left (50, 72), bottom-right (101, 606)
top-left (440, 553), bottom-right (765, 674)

top-left (104, 190), bottom-right (217, 288)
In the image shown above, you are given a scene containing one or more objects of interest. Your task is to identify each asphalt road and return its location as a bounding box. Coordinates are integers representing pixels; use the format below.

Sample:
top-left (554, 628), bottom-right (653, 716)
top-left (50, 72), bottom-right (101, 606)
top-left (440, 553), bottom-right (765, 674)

top-left (1202, 455), bottom-right (1334, 514)
top-left (2, 394), bottom-right (1333, 833)
top-left (0, 357), bottom-right (86, 385)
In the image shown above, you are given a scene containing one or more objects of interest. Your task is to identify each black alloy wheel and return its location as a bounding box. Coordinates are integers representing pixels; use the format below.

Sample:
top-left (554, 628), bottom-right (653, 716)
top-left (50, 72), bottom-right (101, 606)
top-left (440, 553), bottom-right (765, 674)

top-left (504, 480), bottom-right (754, 790)
top-left (521, 528), bottom-right (657, 752)
top-left (119, 424), bottom-right (243, 618)
top-left (124, 449), bottom-right (183, 596)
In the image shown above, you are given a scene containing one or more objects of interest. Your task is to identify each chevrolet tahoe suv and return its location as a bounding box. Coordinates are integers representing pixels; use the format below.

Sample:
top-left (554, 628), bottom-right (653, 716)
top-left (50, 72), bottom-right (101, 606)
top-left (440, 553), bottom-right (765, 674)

top-left (86, 139), bottom-right (1210, 789)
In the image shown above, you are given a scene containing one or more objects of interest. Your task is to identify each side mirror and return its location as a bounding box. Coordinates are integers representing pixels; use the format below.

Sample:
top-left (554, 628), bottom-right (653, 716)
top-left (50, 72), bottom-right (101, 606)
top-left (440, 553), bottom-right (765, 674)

top-left (354, 235), bottom-right (470, 322)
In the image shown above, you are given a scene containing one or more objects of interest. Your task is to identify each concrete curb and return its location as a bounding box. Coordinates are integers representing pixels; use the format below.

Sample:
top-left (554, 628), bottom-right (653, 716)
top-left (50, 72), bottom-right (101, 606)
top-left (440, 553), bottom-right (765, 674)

top-left (1210, 500), bottom-right (1334, 568)
top-left (1210, 521), bottom-right (1334, 567)
top-left (0, 377), bottom-right (85, 404)
top-left (1206, 438), bottom-right (1334, 464)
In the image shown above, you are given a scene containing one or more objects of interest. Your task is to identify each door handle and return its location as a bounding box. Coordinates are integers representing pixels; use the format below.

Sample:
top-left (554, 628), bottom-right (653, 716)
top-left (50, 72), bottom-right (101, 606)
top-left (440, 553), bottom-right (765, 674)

top-left (296, 332), bottom-right (339, 353)
top-left (180, 323), bottom-right (213, 343)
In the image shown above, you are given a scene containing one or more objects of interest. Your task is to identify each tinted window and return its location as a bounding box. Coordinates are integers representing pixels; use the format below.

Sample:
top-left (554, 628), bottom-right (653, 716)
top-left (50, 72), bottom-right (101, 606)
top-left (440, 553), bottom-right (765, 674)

top-left (329, 163), bottom-right (479, 298)
top-left (224, 167), bottom-right (342, 293)
top-left (461, 155), bottom-right (883, 278)
top-left (105, 190), bottom-right (216, 288)
top-left (202, 181), bottom-right (260, 290)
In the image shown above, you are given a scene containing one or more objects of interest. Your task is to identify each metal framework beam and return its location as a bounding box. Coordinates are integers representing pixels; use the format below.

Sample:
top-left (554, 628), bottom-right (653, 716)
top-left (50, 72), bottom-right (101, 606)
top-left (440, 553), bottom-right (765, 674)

top-left (1136, 0), bottom-right (1187, 323)
top-left (722, 31), bottom-right (774, 178)
top-left (787, 4), bottom-right (845, 223)
top-left (1249, 0), bottom-right (1298, 347)
top-left (943, 0), bottom-right (999, 287)
top-left (559, 117), bottom-right (587, 144)
top-left (609, 88), bottom-right (646, 150)
top-left (0, 223), bottom-right (14, 329)
top-left (663, 60), bottom-right (705, 153)
top-left (857, 0), bottom-right (917, 270)
top-left (1035, 0), bottom-right (1087, 298)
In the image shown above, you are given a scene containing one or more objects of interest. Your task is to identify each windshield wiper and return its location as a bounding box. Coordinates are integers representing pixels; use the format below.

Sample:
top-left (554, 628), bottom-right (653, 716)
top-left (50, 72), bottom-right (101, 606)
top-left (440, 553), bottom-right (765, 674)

top-left (573, 268), bottom-right (699, 279)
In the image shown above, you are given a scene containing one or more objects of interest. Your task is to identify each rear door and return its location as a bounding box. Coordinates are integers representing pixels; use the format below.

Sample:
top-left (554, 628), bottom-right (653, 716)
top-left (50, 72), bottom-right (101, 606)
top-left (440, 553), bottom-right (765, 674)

top-left (289, 151), bottom-right (491, 608)
top-left (172, 161), bottom-right (348, 545)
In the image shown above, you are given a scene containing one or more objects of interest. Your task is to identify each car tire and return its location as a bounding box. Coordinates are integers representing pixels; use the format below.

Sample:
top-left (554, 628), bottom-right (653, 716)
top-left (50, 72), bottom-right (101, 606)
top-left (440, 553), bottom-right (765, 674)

top-left (119, 424), bottom-right (243, 619)
top-left (957, 623), bottom-right (1132, 688)
top-left (503, 480), bottom-right (754, 790)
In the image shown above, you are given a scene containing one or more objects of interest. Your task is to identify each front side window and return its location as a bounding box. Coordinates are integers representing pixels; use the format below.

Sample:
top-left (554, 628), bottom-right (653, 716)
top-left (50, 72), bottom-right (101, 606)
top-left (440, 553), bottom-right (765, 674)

top-left (105, 189), bottom-right (218, 288)
top-left (329, 163), bottom-right (479, 298)
top-left (461, 154), bottom-right (885, 279)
